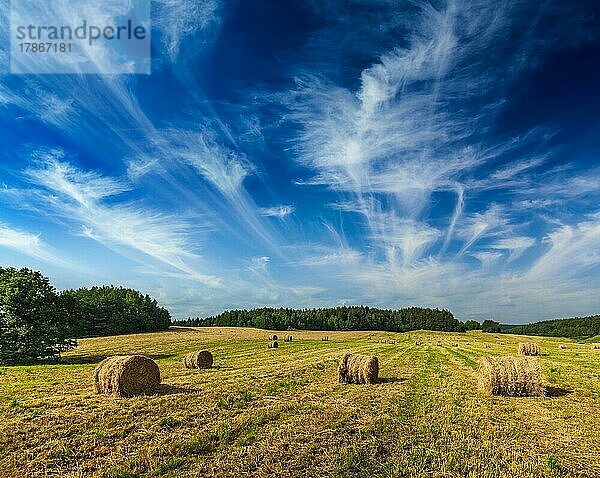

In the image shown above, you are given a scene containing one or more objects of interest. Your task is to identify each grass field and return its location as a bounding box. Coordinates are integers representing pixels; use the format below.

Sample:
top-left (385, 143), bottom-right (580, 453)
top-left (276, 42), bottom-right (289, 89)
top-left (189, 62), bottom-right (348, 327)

top-left (1, 327), bottom-right (600, 477)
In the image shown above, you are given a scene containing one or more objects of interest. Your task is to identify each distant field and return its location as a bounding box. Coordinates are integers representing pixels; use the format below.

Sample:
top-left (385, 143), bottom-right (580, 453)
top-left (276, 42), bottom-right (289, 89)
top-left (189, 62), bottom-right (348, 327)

top-left (1, 327), bottom-right (599, 477)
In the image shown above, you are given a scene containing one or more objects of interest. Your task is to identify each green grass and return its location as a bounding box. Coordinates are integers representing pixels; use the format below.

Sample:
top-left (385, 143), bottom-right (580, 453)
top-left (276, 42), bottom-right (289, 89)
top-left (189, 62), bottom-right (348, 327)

top-left (1, 327), bottom-right (600, 477)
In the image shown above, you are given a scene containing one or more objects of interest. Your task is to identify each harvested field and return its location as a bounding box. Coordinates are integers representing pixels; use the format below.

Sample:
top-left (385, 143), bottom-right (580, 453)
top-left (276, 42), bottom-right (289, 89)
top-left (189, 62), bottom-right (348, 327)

top-left (1, 328), bottom-right (599, 477)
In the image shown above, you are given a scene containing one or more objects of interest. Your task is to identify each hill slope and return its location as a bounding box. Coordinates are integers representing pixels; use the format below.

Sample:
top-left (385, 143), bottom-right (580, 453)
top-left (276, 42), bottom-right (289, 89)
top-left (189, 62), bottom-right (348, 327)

top-left (506, 315), bottom-right (600, 339)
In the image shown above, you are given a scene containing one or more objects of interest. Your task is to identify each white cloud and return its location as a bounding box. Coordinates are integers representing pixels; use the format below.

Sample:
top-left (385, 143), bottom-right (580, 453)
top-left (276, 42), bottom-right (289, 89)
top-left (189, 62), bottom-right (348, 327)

top-left (247, 256), bottom-right (270, 276)
top-left (297, 247), bottom-right (362, 268)
top-left (490, 155), bottom-right (547, 182)
top-left (259, 205), bottom-right (295, 219)
top-left (457, 205), bottom-right (507, 256)
top-left (154, 0), bottom-right (222, 61)
top-left (282, 0), bottom-right (552, 279)
top-left (0, 223), bottom-right (71, 268)
top-left (25, 151), bottom-right (222, 287)
top-left (526, 215), bottom-right (600, 281)
top-left (0, 224), bottom-right (43, 259)
top-left (169, 128), bottom-right (253, 199)
top-left (489, 236), bottom-right (535, 262)
top-left (125, 126), bottom-right (283, 251)
top-left (471, 251), bottom-right (504, 269)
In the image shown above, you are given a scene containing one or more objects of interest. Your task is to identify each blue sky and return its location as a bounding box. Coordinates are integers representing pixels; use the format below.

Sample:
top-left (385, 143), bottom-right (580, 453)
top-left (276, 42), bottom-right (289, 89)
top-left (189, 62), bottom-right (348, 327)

top-left (1, 0), bottom-right (599, 323)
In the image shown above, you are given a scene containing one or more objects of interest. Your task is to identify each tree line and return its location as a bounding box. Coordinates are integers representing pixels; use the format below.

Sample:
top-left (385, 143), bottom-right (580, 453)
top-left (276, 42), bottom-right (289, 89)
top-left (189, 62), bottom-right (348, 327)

top-left (505, 315), bottom-right (600, 339)
top-left (174, 306), bottom-right (466, 332)
top-left (63, 286), bottom-right (171, 338)
top-left (0, 267), bottom-right (171, 364)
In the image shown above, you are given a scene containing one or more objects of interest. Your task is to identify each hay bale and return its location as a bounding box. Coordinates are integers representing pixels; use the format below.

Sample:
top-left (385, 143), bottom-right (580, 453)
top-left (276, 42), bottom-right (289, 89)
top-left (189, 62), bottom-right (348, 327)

top-left (592, 343), bottom-right (600, 350)
top-left (338, 353), bottom-right (378, 384)
top-left (518, 342), bottom-right (540, 356)
top-left (499, 342), bottom-right (505, 346)
top-left (436, 341), bottom-right (442, 347)
top-left (322, 336), bottom-right (329, 341)
top-left (94, 355), bottom-right (160, 397)
top-left (268, 334), bottom-right (278, 341)
top-left (415, 341), bottom-right (422, 346)
top-left (484, 343), bottom-right (491, 349)
top-left (452, 343), bottom-right (459, 347)
top-left (283, 335), bottom-right (293, 342)
top-left (478, 356), bottom-right (544, 397)
top-left (268, 341), bottom-right (279, 349)
top-left (559, 344), bottom-right (567, 350)
top-left (183, 350), bottom-right (213, 369)
top-left (388, 340), bottom-right (395, 344)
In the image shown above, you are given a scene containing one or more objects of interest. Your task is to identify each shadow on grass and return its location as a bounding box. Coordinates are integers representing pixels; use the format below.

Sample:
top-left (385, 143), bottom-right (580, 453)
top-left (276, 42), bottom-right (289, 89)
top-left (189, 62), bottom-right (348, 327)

top-left (545, 386), bottom-right (573, 398)
top-left (158, 384), bottom-right (202, 396)
top-left (378, 377), bottom-right (407, 384)
top-left (59, 353), bottom-right (177, 365)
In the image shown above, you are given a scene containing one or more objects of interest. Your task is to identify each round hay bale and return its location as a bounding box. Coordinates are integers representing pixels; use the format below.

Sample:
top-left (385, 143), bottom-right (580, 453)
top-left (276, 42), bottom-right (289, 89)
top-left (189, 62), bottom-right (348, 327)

top-left (559, 344), bottom-right (567, 349)
top-left (322, 336), bottom-right (329, 341)
top-left (338, 353), bottom-right (378, 384)
top-left (436, 341), bottom-right (442, 347)
top-left (94, 355), bottom-right (160, 397)
top-left (183, 350), bottom-right (213, 369)
top-left (592, 343), bottom-right (600, 350)
top-left (415, 341), bottom-right (422, 346)
top-left (484, 343), bottom-right (491, 349)
top-left (518, 342), bottom-right (540, 356)
top-left (478, 356), bottom-right (544, 397)
top-left (268, 334), bottom-right (278, 341)
top-left (268, 341), bottom-right (278, 349)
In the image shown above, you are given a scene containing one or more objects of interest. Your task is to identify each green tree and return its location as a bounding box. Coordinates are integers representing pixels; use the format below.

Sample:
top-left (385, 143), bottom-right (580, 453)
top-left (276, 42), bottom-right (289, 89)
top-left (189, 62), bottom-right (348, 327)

top-left (464, 320), bottom-right (480, 330)
top-left (507, 315), bottom-right (600, 339)
top-left (0, 267), bottom-right (76, 364)
top-left (63, 285), bottom-right (171, 337)
top-left (176, 306), bottom-right (464, 333)
top-left (481, 319), bottom-right (501, 333)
